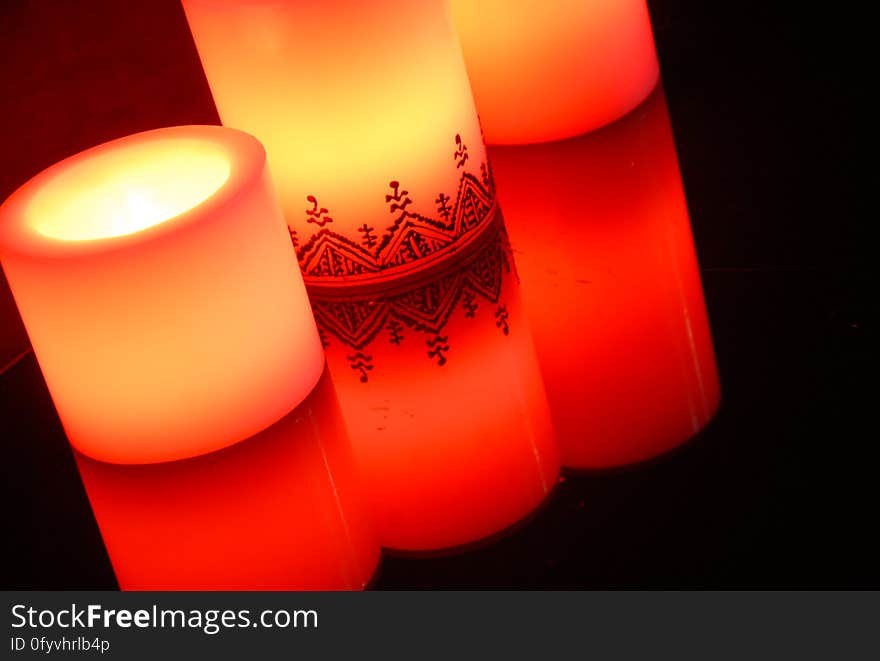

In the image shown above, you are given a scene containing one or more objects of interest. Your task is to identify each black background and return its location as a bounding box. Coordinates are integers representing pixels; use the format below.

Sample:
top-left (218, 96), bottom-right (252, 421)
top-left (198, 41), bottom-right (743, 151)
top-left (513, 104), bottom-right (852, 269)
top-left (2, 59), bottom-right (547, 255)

top-left (0, 1), bottom-right (873, 588)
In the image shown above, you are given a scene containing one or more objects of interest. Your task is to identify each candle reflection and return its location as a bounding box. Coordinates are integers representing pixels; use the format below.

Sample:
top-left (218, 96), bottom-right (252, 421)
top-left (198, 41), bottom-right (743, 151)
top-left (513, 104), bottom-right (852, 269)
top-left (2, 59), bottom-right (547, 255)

top-left (490, 86), bottom-right (721, 469)
top-left (74, 367), bottom-right (379, 590)
top-left (312, 219), bottom-right (560, 552)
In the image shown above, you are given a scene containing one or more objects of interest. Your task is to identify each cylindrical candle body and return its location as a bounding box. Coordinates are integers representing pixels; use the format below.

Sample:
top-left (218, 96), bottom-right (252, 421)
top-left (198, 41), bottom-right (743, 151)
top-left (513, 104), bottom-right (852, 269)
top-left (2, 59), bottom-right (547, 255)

top-left (490, 86), bottom-right (720, 468)
top-left (449, 0), bottom-right (660, 145)
top-left (0, 125), bottom-right (380, 589)
top-left (311, 221), bottom-right (560, 551)
top-left (75, 367), bottom-right (380, 590)
top-left (182, 0), bottom-right (494, 286)
top-left (183, 0), bottom-right (558, 550)
top-left (0, 125), bottom-right (324, 464)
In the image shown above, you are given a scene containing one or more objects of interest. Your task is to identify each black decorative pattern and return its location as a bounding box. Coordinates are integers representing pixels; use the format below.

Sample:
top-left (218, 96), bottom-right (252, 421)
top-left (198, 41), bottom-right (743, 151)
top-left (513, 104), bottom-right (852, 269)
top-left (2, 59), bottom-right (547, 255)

top-left (462, 291), bottom-right (477, 318)
top-left (495, 304), bottom-right (510, 336)
top-left (426, 335), bottom-right (450, 366)
top-left (309, 219), bottom-right (516, 381)
top-left (387, 320), bottom-right (404, 346)
top-left (305, 195), bottom-right (333, 227)
top-left (295, 135), bottom-right (497, 285)
top-left (300, 134), bottom-right (513, 382)
top-left (347, 352), bottom-right (373, 383)
top-left (358, 223), bottom-right (378, 248)
top-left (317, 326), bottom-right (330, 350)
top-left (454, 134), bottom-right (469, 168)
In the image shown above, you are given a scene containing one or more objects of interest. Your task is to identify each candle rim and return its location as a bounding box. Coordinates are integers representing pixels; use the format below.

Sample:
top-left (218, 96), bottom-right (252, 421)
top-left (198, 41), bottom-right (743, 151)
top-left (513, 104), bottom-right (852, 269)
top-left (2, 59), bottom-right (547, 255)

top-left (29, 138), bottom-right (232, 243)
top-left (0, 125), bottom-right (266, 260)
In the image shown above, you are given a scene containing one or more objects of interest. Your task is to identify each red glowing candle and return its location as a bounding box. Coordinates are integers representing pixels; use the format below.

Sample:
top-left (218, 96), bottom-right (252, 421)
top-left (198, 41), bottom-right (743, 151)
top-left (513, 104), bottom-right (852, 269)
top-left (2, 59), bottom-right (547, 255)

top-left (450, 0), bottom-right (660, 145)
top-left (0, 125), bottom-right (323, 464)
top-left (490, 87), bottom-right (720, 468)
top-left (182, 0), bottom-right (560, 550)
top-left (0, 125), bottom-right (379, 588)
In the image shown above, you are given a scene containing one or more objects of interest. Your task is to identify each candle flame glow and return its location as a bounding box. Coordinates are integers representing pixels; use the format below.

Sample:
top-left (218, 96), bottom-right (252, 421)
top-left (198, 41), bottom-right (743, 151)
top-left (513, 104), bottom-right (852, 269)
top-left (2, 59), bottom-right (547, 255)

top-left (27, 139), bottom-right (230, 242)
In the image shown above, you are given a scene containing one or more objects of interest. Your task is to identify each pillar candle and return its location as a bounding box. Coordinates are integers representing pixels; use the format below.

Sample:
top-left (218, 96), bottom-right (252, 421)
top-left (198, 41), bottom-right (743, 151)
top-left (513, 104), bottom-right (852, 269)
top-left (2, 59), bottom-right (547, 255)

top-left (450, 0), bottom-right (660, 145)
top-left (0, 125), bottom-right (323, 464)
top-left (489, 86), bottom-right (721, 468)
top-left (182, 0), bottom-right (559, 550)
top-left (0, 125), bottom-right (380, 588)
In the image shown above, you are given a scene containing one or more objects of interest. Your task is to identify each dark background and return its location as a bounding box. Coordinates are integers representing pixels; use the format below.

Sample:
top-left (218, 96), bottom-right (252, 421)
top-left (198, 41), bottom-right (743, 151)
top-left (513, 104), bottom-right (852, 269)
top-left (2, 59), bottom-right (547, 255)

top-left (0, 1), bottom-right (873, 588)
